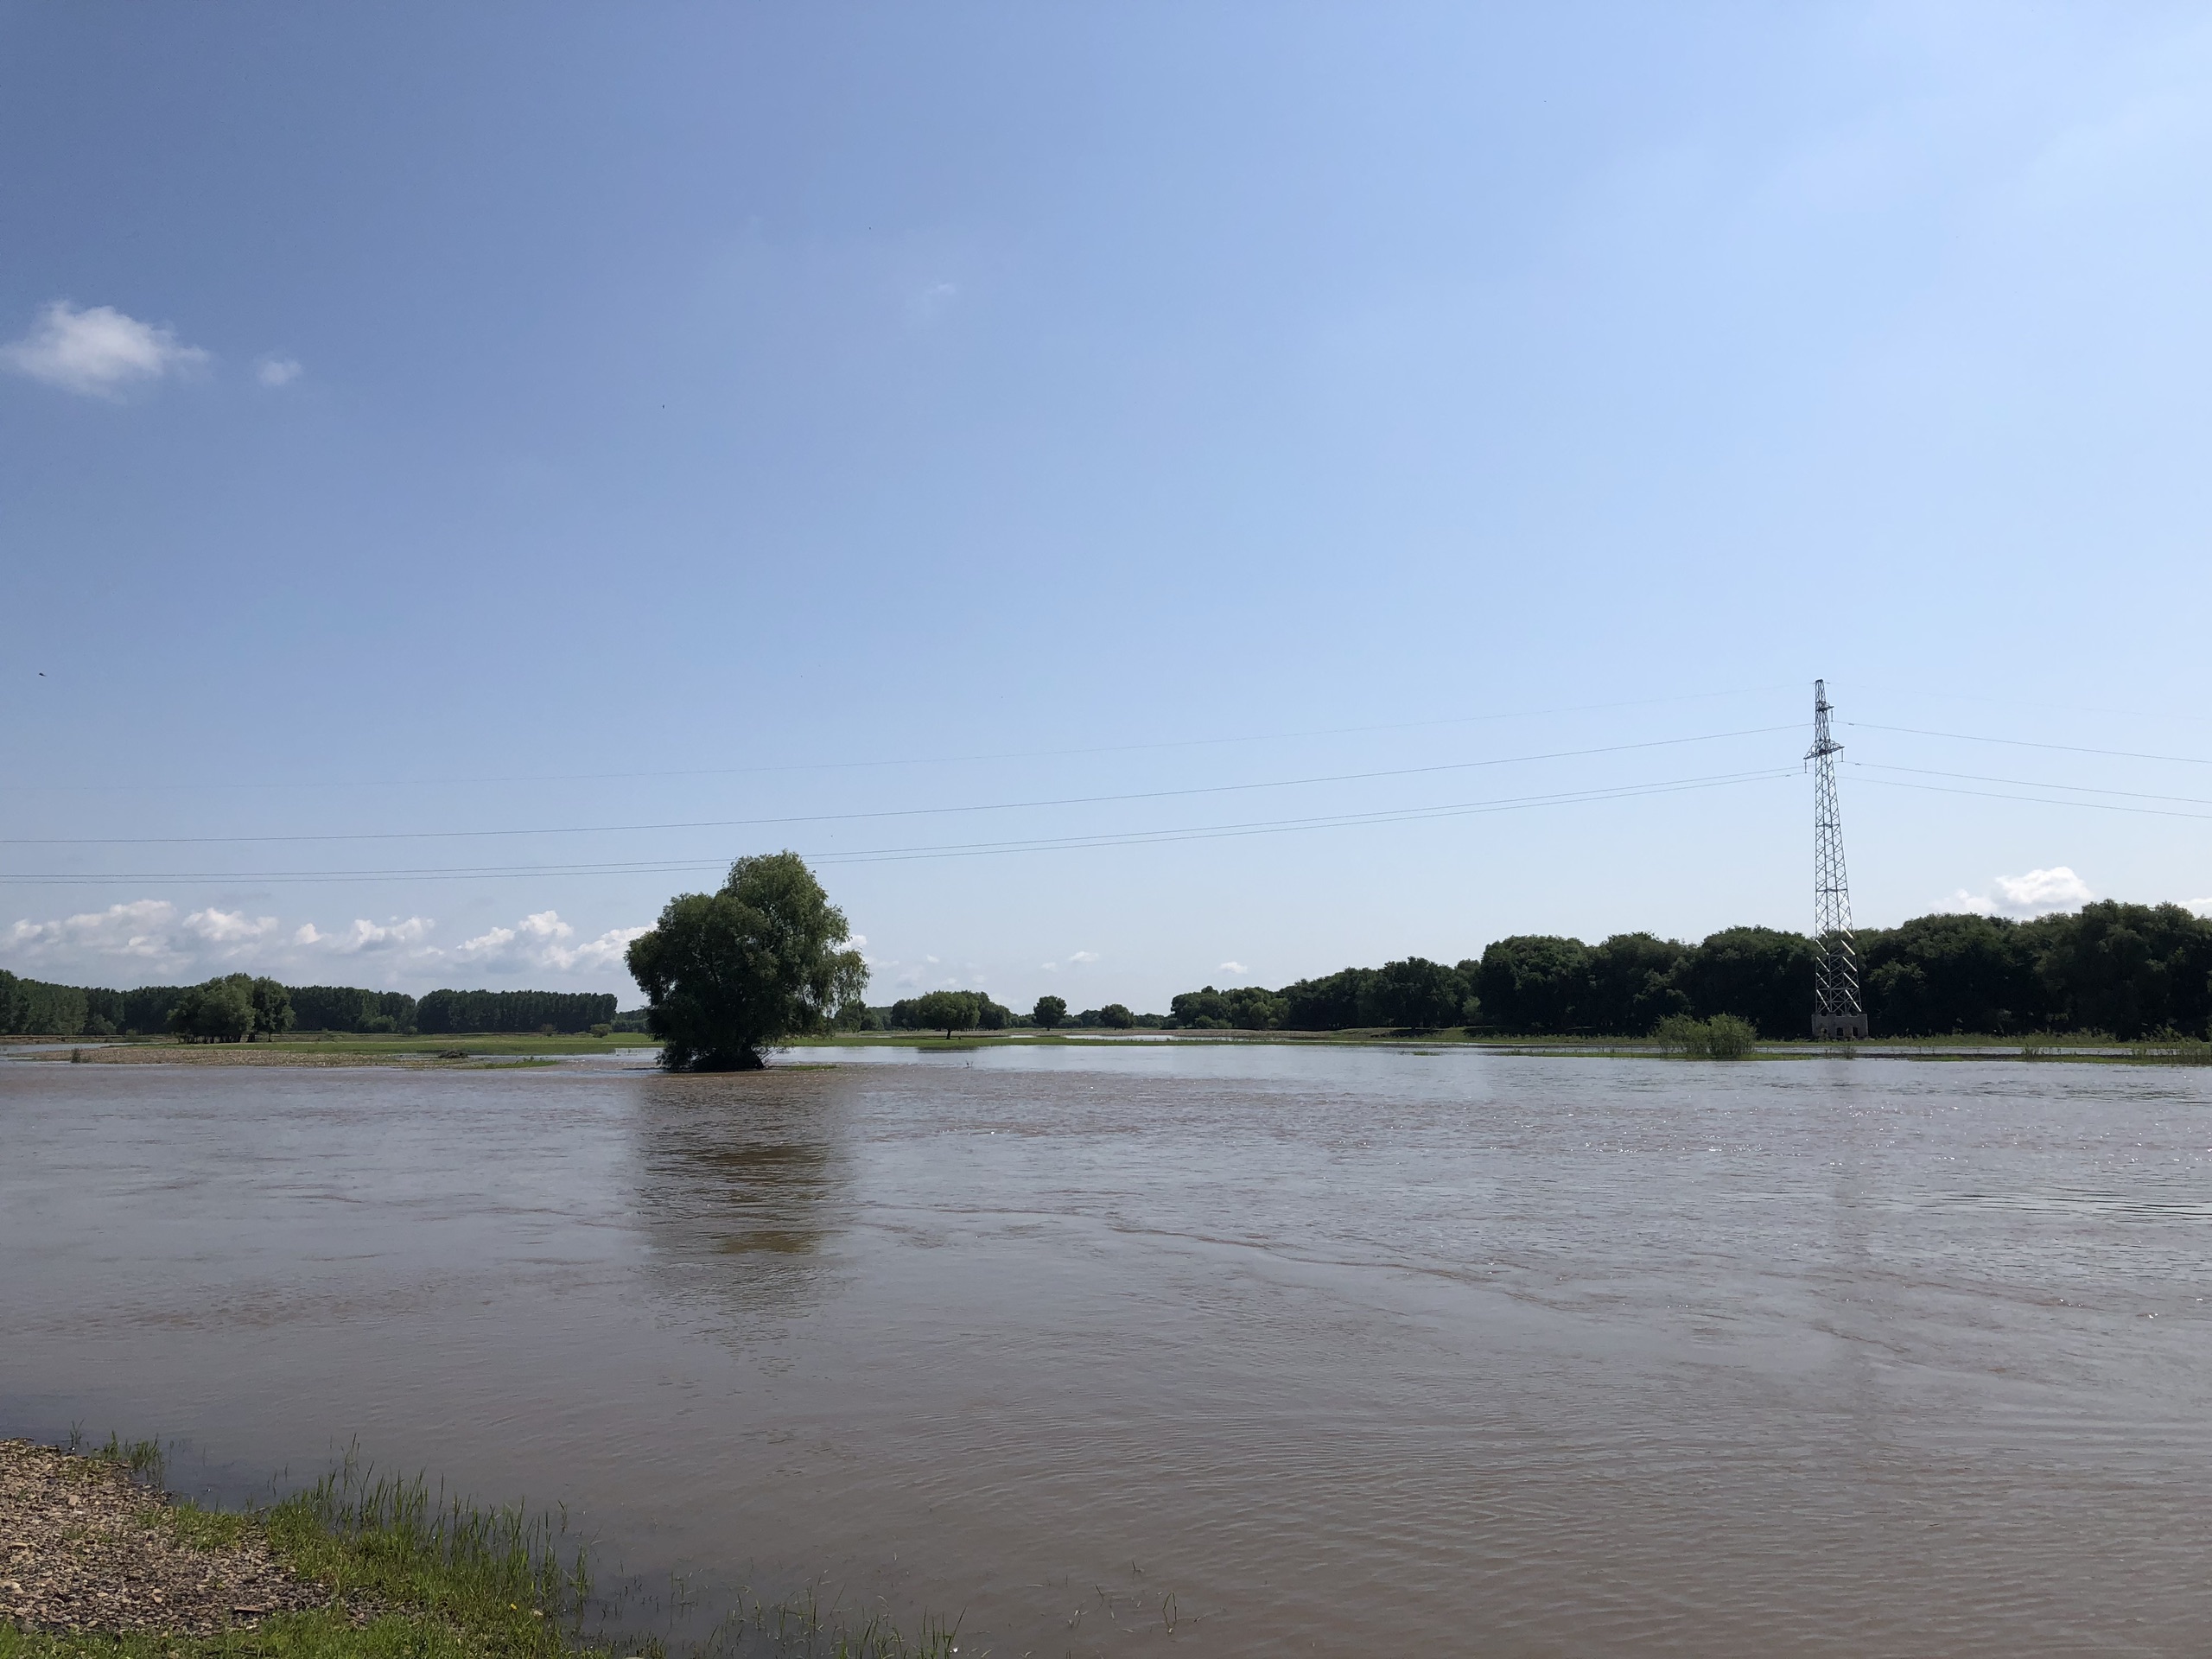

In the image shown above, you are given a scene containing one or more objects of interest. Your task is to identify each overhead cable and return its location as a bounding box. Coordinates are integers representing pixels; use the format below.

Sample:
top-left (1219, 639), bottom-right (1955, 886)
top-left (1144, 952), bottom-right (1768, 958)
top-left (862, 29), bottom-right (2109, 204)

top-left (1846, 721), bottom-right (2212, 768)
top-left (1849, 760), bottom-right (2212, 808)
top-left (0, 723), bottom-right (1800, 848)
top-left (0, 766), bottom-right (1796, 885)
top-left (1851, 775), bottom-right (2212, 823)
top-left (4, 683), bottom-right (1797, 795)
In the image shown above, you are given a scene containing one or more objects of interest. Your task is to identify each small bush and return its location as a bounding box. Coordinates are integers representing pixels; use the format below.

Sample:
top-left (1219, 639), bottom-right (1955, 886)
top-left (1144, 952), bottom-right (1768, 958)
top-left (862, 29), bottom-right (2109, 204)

top-left (1652, 1013), bottom-right (1757, 1059)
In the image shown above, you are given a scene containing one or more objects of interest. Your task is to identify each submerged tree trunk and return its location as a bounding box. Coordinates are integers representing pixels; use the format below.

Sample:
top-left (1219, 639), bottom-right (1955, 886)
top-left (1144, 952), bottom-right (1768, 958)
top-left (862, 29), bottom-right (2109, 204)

top-left (683, 1046), bottom-right (766, 1072)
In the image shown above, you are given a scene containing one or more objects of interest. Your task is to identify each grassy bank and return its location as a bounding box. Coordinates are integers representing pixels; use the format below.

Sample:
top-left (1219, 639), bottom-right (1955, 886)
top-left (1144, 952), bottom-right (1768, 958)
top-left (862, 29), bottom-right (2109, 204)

top-left (10, 1033), bottom-right (658, 1068)
top-left (0, 1440), bottom-right (955, 1659)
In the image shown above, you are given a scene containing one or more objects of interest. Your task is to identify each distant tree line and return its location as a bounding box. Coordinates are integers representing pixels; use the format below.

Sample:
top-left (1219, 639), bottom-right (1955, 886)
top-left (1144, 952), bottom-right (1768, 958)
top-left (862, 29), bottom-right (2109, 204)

top-left (416, 988), bottom-right (616, 1034)
top-left (0, 972), bottom-right (616, 1039)
top-left (289, 985), bottom-right (423, 1034)
top-left (1168, 902), bottom-right (2212, 1041)
top-left (0, 974), bottom-right (201, 1039)
top-left (16, 899), bottom-right (2201, 1045)
top-left (848, 993), bottom-right (1149, 1035)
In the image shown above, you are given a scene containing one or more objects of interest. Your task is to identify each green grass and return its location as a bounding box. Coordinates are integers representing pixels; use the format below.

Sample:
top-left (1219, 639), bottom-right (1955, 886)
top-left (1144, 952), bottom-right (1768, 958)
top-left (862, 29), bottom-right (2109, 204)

top-left (0, 1609), bottom-right (542, 1659)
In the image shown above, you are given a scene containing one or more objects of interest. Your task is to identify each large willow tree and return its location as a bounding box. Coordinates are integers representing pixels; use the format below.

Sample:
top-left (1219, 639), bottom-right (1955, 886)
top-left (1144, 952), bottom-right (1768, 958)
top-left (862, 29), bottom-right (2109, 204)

top-left (626, 852), bottom-right (868, 1071)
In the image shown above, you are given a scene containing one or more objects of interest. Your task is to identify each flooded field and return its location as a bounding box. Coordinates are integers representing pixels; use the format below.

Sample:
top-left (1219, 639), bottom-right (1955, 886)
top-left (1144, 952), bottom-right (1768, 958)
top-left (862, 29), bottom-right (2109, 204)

top-left (3, 1045), bottom-right (2209, 1656)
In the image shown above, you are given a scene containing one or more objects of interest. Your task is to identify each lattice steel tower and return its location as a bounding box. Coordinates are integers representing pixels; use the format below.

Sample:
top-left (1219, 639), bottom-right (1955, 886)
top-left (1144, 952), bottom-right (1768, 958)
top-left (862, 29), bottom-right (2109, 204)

top-left (1808, 680), bottom-right (1866, 1039)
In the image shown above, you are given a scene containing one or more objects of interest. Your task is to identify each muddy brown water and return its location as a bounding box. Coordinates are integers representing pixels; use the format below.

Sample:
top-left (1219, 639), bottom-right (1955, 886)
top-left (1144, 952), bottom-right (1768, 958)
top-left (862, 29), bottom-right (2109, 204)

top-left (3, 1046), bottom-right (2209, 1655)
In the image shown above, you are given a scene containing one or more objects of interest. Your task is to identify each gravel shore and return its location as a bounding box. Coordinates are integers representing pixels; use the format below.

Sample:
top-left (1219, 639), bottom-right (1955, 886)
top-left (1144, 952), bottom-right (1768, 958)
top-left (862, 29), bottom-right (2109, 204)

top-left (0, 1440), bottom-right (327, 1636)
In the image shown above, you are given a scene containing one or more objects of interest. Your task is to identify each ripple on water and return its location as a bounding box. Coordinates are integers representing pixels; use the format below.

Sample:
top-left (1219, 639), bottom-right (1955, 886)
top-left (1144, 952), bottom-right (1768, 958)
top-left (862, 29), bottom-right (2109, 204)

top-left (3, 1048), bottom-right (2211, 1656)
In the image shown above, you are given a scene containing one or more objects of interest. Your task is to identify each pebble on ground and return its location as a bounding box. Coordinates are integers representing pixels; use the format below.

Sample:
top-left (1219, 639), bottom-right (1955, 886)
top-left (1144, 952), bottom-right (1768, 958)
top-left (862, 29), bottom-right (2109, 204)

top-left (0, 1439), bottom-right (327, 1636)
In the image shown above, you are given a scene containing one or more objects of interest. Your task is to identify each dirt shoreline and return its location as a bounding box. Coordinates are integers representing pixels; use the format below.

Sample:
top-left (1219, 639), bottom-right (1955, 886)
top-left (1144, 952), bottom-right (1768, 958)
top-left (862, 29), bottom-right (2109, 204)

top-left (0, 1440), bottom-right (327, 1637)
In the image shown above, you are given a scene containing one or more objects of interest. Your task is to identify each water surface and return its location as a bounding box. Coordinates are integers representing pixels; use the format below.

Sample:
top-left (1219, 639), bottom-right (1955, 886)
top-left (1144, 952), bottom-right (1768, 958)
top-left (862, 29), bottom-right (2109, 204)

top-left (4, 1046), bottom-right (2209, 1655)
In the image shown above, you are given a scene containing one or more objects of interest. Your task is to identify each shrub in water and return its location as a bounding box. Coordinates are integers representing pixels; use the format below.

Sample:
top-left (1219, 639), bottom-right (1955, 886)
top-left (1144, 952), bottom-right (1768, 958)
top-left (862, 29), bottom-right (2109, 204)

top-left (1652, 1013), bottom-right (1756, 1059)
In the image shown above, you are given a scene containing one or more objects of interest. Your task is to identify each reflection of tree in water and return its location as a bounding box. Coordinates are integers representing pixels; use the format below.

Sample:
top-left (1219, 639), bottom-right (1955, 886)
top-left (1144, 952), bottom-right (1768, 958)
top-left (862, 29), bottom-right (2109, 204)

top-left (631, 1068), bottom-right (856, 1323)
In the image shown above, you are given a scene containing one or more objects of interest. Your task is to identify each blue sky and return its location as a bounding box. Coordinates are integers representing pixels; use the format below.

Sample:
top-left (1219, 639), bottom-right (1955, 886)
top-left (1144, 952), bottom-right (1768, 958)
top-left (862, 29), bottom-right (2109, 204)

top-left (4, 2), bottom-right (2211, 1009)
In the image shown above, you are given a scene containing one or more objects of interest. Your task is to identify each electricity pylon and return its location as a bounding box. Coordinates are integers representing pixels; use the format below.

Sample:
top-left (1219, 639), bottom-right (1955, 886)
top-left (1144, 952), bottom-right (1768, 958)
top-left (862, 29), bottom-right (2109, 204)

top-left (1808, 680), bottom-right (1866, 1039)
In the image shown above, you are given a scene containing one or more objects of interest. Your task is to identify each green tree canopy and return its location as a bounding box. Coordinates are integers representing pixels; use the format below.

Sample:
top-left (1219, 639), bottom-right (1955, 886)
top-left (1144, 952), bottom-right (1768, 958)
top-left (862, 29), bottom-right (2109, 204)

top-left (2031, 899), bottom-right (2212, 1038)
top-left (1676, 926), bottom-right (1818, 1039)
top-left (1169, 984), bottom-right (1288, 1030)
top-left (1033, 995), bottom-right (1067, 1029)
top-left (1859, 913), bottom-right (2038, 1036)
top-left (1278, 968), bottom-right (1371, 1031)
top-left (168, 976), bottom-right (256, 1043)
top-left (1586, 933), bottom-right (1690, 1034)
top-left (912, 989), bottom-right (981, 1038)
top-left (248, 976), bottom-right (295, 1040)
top-left (626, 851), bottom-right (868, 1071)
top-left (1357, 957), bottom-right (1471, 1029)
top-left (1476, 936), bottom-right (1592, 1033)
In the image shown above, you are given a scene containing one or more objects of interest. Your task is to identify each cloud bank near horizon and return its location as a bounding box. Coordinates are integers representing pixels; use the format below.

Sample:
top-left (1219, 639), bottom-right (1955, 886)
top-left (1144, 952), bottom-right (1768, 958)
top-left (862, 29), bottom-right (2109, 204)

top-left (1946, 866), bottom-right (2095, 918)
top-left (2, 899), bottom-right (646, 990)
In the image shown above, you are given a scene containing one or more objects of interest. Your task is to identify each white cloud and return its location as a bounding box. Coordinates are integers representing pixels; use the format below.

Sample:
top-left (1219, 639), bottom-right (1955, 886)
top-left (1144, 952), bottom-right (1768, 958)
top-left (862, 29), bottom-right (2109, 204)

top-left (1948, 866), bottom-right (2094, 917)
top-left (1217, 961), bottom-right (1249, 976)
top-left (7, 899), bottom-right (182, 966)
top-left (559, 928), bottom-right (648, 972)
top-left (184, 907), bottom-right (277, 944)
top-left (3, 301), bottom-right (210, 398)
top-left (455, 909), bottom-right (645, 974)
top-left (321, 916), bottom-right (435, 955)
top-left (906, 281), bottom-right (959, 322)
top-left (5, 898), bottom-right (648, 989)
top-left (256, 355), bottom-right (302, 387)
top-left (1068, 950), bottom-right (1100, 964)
top-left (5, 899), bottom-right (275, 977)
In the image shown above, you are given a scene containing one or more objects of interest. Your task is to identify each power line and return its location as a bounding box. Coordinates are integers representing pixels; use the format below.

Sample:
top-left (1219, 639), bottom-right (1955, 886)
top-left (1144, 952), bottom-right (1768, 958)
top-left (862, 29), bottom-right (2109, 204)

top-left (1845, 721), bottom-right (2212, 768)
top-left (1851, 774), bottom-right (2212, 823)
top-left (1851, 760), bottom-right (2212, 808)
top-left (5, 683), bottom-right (1799, 796)
top-left (1877, 683), bottom-right (2212, 730)
top-left (0, 723), bottom-right (1800, 848)
top-left (0, 766), bottom-right (1796, 885)
top-left (813, 767), bottom-right (1796, 866)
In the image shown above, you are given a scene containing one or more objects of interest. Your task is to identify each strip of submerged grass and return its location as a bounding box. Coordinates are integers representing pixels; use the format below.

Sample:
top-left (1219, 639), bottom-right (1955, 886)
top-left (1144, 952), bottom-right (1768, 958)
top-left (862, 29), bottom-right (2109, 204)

top-left (3, 1441), bottom-right (957, 1659)
top-left (2, 1448), bottom-right (591, 1659)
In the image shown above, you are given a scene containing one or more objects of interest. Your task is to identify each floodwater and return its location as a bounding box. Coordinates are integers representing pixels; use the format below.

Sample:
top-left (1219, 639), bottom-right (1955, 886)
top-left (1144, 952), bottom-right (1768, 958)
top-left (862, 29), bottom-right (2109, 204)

top-left (3, 1045), bottom-right (2210, 1656)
